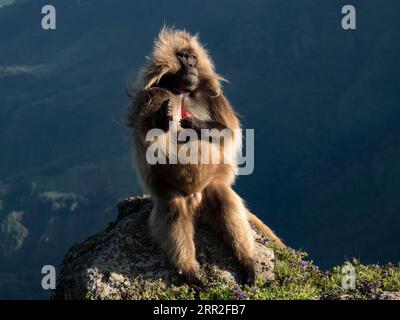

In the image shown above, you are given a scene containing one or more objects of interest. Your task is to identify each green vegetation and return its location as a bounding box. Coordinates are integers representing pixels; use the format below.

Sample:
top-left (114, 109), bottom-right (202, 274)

top-left (128, 243), bottom-right (400, 300)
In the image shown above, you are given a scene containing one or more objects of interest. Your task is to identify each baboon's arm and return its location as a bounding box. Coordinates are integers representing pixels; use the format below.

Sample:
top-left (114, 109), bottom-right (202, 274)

top-left (179, 117), bottom-right (227, 133)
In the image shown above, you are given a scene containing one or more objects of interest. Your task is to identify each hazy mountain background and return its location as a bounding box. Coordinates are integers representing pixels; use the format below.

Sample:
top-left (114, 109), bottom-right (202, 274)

top-left (0, 0), bottom-right (399, 298)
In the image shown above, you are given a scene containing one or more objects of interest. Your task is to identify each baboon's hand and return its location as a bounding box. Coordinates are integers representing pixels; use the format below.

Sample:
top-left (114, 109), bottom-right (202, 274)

top-left (179, 117), bottom-right (205, 133)
top-left (154, 99), bottom-right (173, 131)
top-left (180, 118), bottom-right (228, 135)
top-left (162, 99), bottom-right (174, 122)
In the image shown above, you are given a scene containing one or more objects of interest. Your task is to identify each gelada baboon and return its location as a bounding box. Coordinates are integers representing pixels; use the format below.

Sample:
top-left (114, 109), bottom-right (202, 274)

top-left (127, 28), bottom-right (284, 287)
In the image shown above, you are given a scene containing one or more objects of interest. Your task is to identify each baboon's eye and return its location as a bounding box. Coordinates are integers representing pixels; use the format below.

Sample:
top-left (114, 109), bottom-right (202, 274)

top-left (177, 52), bottom-right (194, 58)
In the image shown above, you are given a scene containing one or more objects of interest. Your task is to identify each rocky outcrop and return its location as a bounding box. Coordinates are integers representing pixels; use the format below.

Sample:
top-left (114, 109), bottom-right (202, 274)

top-left (53, 195), bottom-right (275, 300)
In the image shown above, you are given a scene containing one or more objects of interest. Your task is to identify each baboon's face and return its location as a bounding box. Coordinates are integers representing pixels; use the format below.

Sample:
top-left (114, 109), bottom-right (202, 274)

top-left (176, 50), bottom-right (199, 92)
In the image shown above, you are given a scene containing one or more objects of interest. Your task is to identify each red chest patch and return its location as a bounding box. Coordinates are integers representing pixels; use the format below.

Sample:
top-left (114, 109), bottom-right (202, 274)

top-left (181, 105), bottom-right (193, 119)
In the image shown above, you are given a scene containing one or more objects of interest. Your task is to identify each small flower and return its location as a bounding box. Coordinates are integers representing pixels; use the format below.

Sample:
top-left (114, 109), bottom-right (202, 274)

top-left (233, 287), bottom-right (246, 299)
top-left (370, 285), bottom-right (375, 293)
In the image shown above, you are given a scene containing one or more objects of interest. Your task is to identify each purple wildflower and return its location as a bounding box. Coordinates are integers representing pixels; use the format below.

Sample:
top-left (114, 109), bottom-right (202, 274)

top-left (233, 288), bottom-right (246, 299)
top-left (370, 285), bottom-right (375, 293)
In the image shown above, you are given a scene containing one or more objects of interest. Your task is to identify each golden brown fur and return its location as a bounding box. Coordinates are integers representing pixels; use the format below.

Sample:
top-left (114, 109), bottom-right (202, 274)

top-left (127, 28), bottom-right (284, 286)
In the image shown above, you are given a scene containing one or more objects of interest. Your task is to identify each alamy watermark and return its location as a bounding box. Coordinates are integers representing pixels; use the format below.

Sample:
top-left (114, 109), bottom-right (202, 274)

top-left (41, 5), bottom-right (56, 30)
top-left (341, 5), bottom-right (357, 30)
top-left (341, 263), bottom-right (356, 290)
top-left (145, 123), bottom-right (254, 175)
top-left (41, 265), bottom-right (56, 290)
top-left (39, 4), bottom-right (357, 31)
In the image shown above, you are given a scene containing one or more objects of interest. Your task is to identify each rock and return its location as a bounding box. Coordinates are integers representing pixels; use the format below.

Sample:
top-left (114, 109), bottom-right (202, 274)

top-left (377, 292), bottom-right (400, 300)
top-left (52, 195), bottom-right (275, 300)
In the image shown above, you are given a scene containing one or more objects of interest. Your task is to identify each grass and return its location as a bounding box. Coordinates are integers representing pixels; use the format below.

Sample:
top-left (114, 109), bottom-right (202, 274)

top-left (146, 243), bottom-right (400, 300)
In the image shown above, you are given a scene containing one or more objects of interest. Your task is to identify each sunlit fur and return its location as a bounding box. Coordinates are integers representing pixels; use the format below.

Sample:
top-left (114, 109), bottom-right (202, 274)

top-left (127, 28), bottom-right (284, 286)
top-left (141, 27), bottom-right (226, 95)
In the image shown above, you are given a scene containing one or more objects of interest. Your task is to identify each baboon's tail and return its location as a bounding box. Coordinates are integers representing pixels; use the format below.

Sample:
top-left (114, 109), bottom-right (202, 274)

top-left (247, 211), bottom-right (286, 249)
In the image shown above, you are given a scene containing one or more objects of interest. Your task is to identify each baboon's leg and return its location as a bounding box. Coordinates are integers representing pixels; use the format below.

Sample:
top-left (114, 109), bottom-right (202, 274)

top-left (203, 181), bottom-right (256, 286)
top-left (149, 192), bottom-right (201, 286)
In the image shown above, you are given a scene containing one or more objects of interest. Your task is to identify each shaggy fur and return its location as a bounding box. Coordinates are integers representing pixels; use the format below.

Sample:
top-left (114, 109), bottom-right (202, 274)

top-left (127, 28), bottom-right (284, 287)
top-left (141, 28), bottom-right (226, 95)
